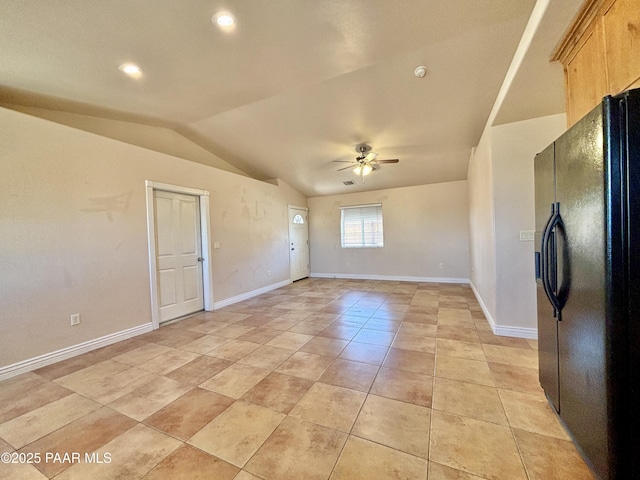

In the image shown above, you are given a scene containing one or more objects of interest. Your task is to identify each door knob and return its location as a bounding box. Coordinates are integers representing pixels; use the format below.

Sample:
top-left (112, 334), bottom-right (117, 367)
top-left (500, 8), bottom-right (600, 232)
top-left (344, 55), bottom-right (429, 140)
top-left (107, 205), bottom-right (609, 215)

top-left (197, 257), bottom-right (205, 262)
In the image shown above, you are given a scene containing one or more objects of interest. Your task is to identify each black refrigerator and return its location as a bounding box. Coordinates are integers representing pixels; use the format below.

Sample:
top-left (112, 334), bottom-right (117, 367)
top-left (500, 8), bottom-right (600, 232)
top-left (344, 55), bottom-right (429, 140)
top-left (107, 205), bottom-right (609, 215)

top-left (534, 88), bottom-right (640, 479)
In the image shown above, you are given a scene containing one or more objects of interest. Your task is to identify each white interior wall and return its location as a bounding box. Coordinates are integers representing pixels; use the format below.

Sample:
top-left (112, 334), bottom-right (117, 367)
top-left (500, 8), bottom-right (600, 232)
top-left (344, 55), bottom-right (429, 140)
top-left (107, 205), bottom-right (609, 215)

top-left (468, 113), bottom-right (566, 336)
top-left (308, 181), bottom-right (470, 282)
top-left (492, 113), bottom-right (566, 333)
top-left (0, 107), bottom-right (305, 370)
top-left (468, 130), bottom-right (498, 320)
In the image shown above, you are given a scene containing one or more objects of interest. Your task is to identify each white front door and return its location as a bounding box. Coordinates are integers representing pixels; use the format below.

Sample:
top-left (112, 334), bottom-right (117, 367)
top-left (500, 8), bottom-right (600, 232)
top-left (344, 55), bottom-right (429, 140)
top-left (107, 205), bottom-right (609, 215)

top-left (154, 190), bottom-right (204, 322)
top-left (288, 206), bottom-right (310, 281)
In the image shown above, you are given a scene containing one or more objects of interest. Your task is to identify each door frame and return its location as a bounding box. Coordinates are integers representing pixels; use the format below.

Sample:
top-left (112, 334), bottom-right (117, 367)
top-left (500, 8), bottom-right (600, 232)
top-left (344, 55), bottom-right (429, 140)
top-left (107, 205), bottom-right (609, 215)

top-left (145, 180), bottom-right (213, 329)
top-left (288, 205), bottom-right (310, 281)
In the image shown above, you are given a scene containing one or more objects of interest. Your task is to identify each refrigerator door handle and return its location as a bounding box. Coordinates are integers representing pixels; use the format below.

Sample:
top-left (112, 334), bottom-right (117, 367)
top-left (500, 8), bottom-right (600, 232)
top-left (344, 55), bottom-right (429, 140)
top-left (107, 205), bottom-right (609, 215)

top-left (541, 202), bottom-right (563, 315)
top-left (540, 203), bottom-right (555, 312)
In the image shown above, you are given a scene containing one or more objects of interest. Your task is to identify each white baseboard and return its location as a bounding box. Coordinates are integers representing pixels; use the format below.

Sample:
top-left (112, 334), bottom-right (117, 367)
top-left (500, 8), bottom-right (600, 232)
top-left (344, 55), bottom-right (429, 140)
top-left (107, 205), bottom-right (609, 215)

top-left (469, 280), bottom-right (497, 329)
top-left (0, 322), bottom-right (154, 382)
top-left (213, 279), bottom-right (292, 309)
top-left (310, 273), bottom-right (469, 284)
top-left (469, 281), bottom-right (538, 340)
top-left (493, 324), bottom-right (538, 339)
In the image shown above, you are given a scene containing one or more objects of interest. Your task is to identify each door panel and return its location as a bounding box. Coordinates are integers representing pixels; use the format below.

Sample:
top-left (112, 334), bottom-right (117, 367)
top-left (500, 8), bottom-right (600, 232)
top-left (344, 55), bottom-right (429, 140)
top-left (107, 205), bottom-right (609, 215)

top-left (623, 89), bottom-right (640, 478)
top-left (154, 190), bottom-right (204, 322)
top-left (159, 269), bottom-right (177, 307)
top-left (603, 0), bottom-right (640, 95)
top-left (182, 265), bottom-right (200, 301)
top-left (179, 199), bottom-right (198, 254)
top-left (566, 27), bottom-right (608, 126)
top-left (289, 207), bottom-right (309, 281)
top-left (554, 104), bottom-right (609, 476)
top-left (534, 143), bottom-right (560, 411)
top-left (155, 197), bottom-right (174, 256)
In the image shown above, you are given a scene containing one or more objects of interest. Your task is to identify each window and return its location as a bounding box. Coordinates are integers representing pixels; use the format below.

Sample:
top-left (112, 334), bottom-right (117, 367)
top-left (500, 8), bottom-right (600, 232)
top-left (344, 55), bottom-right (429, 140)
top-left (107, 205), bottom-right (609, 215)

top-left (292, 214), bottom-right (305, 224)
top-left (340, 203), bottom-right (383, 248)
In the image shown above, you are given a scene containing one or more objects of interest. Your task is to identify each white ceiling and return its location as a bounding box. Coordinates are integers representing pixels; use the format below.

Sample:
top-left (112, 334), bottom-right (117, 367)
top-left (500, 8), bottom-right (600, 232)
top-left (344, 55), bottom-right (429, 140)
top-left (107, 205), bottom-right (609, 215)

top-left (0, 1), bottom-right (583, 197)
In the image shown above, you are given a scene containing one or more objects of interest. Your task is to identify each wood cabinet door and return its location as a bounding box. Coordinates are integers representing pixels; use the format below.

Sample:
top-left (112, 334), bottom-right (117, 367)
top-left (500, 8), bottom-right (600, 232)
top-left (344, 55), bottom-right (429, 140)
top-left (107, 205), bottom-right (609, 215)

top-left (566, 25), bottom-right (608, 125)
top-left (603, 0), bottom-right (640, 94)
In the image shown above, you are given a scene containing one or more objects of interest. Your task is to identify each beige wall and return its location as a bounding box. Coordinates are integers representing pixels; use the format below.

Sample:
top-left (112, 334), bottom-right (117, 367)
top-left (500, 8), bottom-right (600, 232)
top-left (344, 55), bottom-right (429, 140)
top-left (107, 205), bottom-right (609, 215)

top-left (467, 130), bottom-right (497, 318)
top-left (308, 181), bottom-right (470, 281)
top-left (492, 114), bottom-right (566, 331)
top-left (0, 107), bottom-right (306, 368)
top-left (3, 105), bottom-right (248, 177)
top-left (468, 113), bottom-right (566, 335)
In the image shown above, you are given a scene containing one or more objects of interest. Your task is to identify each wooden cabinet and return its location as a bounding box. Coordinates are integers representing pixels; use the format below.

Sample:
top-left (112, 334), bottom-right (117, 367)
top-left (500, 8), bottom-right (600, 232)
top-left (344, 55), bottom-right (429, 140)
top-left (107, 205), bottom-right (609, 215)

top-left (603, 0), bottom-right (640, 94)
top-left (554, 0), bottom-right (640, 126)
top-left (565, 27), bottom-right (608, 124)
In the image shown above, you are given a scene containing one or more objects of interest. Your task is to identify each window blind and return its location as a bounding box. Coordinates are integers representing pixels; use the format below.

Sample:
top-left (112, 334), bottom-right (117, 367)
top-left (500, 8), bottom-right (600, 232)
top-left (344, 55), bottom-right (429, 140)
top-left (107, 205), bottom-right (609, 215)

top-left (340, 204), bottom-right (384, 248)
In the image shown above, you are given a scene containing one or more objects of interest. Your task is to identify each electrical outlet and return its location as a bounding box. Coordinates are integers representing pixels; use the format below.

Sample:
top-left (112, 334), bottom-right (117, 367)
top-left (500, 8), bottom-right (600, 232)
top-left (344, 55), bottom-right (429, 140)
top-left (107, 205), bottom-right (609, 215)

top-left (70, 313), bottom-right (81, 326)
top-left (267, 270), bottom-right (271, 277)
top-left (439, 263), bottom-right (444, 269)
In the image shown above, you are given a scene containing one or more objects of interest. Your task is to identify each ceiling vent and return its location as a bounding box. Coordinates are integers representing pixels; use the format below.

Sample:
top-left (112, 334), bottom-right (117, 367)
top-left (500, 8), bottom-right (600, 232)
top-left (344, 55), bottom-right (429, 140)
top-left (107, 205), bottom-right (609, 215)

top-left (343, 180), bottom-right (355, 186)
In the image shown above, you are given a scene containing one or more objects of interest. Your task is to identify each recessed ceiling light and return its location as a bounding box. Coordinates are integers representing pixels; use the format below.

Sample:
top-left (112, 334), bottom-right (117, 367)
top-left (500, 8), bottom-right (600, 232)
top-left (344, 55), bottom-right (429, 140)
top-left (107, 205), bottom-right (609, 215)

top-left (212, 12), bottom-right (235, 27)
top-left (118, 63), bottom-right (143, 78)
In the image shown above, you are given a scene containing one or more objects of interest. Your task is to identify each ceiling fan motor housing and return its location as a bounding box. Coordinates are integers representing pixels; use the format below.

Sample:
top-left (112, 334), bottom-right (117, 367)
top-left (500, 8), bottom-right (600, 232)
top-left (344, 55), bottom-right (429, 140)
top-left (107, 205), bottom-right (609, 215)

top-left (356, 143), bottom-right (372, 158)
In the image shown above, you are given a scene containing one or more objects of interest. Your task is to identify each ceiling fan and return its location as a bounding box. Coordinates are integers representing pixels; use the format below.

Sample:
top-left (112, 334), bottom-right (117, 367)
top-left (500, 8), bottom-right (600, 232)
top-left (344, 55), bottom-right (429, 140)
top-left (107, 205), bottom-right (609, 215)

top-left (333, 144), bottom-right (399, 179)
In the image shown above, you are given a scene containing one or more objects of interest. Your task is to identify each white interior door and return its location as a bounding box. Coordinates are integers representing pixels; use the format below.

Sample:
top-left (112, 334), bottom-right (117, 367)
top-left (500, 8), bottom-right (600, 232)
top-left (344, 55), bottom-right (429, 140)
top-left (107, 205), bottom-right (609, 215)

top-left (289, 206), bottom-right (310, 281)
top-left (154, 190), bottom-right (204, 322)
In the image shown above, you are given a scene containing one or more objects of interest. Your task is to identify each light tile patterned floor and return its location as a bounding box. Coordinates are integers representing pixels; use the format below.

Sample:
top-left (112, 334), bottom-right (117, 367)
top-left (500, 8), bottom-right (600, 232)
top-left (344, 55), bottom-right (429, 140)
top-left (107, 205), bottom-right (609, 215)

top-left (0, 279), bottom-right (595, 479)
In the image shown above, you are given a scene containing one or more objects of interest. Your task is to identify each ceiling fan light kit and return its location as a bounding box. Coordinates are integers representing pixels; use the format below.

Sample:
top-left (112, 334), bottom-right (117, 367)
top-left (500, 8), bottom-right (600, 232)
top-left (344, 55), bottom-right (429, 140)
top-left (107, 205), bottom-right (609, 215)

top-left (354, 164), bottom-right (373, 176)
top-left (332, 143), bottom-right (400, 183)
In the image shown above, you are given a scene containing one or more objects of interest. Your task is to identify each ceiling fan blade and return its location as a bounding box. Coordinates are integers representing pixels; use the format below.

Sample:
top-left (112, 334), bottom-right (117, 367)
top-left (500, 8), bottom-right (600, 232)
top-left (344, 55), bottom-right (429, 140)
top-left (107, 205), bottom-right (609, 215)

top-left (373, 159), bottom-right (399, 164)
top-left (365, 152), bottom-right (378, 161)
top-left (332, 160), bottom-right (354, 163)
top-left (337, 165), bottom-right (355, 171)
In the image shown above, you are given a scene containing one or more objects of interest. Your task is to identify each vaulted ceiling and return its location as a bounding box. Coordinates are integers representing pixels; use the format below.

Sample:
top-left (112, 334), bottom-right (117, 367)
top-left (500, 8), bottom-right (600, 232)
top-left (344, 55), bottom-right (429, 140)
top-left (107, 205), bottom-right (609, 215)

top-left (0, 0), bottom-right (583, 196)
